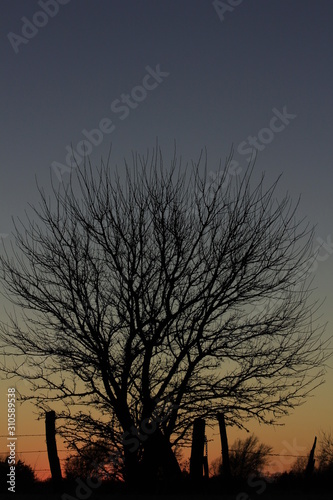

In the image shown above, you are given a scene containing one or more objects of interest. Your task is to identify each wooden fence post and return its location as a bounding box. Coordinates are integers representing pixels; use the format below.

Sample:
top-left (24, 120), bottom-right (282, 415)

top-left (190, 418), bottom-right (206, 481)
top-left (45, 410), bottom-right (62, 490)
top-left (217, 413), bottom-right (231, 480)
top-left (203, 436), bottom-right (209, 479)
top-left (305, 436), bottom-right (317, 478)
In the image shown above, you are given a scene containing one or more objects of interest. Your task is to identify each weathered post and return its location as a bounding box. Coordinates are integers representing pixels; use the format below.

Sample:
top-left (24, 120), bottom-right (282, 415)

top-left (217, 413), bottom-right (231, 480)
top-left (203, 436), bottom-right (209, 479)
top-left (45, 410), bottom-right (62, 490)
top-left (305, 436), bottom-right (317, 478)
top-left (190, 418), bottom-right (206, 481)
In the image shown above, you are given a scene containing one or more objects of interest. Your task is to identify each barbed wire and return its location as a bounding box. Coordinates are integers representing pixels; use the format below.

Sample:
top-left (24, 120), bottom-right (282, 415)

top-left (0, 433), bottom-right (311, 459)
top-left (0, 434), bottom-right (45, 437)
top-left (0, 450), bottom-right (68, 460)
top-left (0, 449), bottom-right (309, 458)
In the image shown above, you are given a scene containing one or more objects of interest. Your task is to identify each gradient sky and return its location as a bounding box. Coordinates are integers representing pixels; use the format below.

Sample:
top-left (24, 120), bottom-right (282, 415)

top-left (1, 0), bottom-right (333, 479)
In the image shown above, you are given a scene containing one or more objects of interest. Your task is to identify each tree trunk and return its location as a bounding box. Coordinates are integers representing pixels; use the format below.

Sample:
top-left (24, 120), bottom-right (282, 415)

top-left (142, 428), bottom-right (182, 488)
top-left (123, 445), bottom-right (140, 488)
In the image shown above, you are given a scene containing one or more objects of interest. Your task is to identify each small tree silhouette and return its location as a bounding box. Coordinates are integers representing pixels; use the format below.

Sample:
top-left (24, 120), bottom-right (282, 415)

top-left (0, 457), bottom-right (36, 493)
top-left (317, 431), bottom-right (333, 474)
top-left (65, 441), bottom-right (123, 482)
top-left (290, 455), bottom-right (308, 476)
top-left (211, 434), bottom-right (272, 479)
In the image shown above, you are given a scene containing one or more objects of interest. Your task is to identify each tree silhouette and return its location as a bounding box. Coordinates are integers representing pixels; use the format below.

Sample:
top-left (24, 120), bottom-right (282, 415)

top-left (64, 440), bottom-right (122, 482)
top-left (0, 457), bottom-right (36, 493)
top-left (229, 434), bottom-right (272, 479)
top-left (0, 146), bottom-right (327, 484)
top-left (318, 431), bottom-right (333, 474)
top-left (211, 434), bottom-right (272, 479)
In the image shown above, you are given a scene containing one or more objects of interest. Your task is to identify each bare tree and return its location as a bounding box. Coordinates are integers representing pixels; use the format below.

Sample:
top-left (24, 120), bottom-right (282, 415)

top-left (0, 147), bottom-right (328, 483)
top-left (290, 455), bottom-right (308, 476)
top-left (0, 457), bottom-right (36, 494)
top-left (64, 440), bottom-right (122, 482)
top-left (211, 434), bottom-right (272, 479)
top-left (317, 431), bottom-right (333, 474)
top-left (229, 434), bottom-right (272, 479)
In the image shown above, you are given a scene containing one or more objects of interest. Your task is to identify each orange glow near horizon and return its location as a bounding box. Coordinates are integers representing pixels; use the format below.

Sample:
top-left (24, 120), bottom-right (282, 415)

top-left (1, 374), bottom-right (332, 481)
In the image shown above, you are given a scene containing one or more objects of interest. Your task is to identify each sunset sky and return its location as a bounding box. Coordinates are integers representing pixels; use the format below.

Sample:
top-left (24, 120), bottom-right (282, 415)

top-left (1, 0), bottom-right (333, 480)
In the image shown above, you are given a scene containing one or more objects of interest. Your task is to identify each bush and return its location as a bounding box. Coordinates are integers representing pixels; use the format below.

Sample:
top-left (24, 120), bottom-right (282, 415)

top-left (0, 456), bottom-right (36, 493)
top-left (317, 431), bottom-right (333, 474)
top-left (64, 440), bottom-right (122, 482)
top-left (210, 434), bottom-right (272, 480)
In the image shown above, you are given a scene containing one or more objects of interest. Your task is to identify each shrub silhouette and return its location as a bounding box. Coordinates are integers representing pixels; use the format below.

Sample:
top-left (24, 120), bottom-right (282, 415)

top-left (0, 457), bottom-right (36, 493)
top-left (64, 441), bottom-right (123, 482)
top-left (317, 431), bottom-right (333, 475)
top-left (211, 434), bottom-right (272, 480)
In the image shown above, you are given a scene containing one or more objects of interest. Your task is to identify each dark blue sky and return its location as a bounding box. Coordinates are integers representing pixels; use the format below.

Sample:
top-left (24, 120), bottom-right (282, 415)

top-left (1, 0), bottom-right (333, 458)
top-left (2, 1), bottom-right (332, 223)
